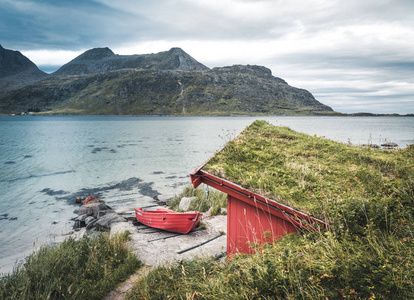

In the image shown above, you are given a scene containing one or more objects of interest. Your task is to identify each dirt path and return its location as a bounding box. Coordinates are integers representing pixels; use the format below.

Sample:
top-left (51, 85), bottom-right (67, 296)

top-left (102, 266), bottom-right (151, 300)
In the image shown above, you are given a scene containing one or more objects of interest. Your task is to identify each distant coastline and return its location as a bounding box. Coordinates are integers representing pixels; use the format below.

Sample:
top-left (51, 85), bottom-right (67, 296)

top-left (3, 111), bottom-right (414, 117)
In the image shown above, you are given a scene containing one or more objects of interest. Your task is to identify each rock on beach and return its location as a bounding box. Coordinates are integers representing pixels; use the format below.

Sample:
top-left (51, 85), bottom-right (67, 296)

top-left (74, 195), bottom-right (119, 231)
top-left (71, 194), bottom-right (227, 269)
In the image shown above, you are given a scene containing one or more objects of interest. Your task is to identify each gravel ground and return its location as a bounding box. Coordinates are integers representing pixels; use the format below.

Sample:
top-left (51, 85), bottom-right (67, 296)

top-left (110, 214), bottom-right (227, 265)
top-left (103, 213), bottom-right (227, 300)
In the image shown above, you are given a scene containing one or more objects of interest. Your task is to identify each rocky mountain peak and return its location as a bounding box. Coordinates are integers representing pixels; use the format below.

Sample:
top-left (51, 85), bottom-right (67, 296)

top-left (0, 44), bottom-right (41, 78)
top-left (72, 47), bottom-right (115, 62)
top-left (213, 65), bottom-right (287, 84)
top-left (53, 47), bottom-right (209, 76)
top-left (161, 47), bottom-right (209, 71)
top-left (0, 45), bottom-right (48, 91)
top-left (168, 47), bottom-right (185, 54)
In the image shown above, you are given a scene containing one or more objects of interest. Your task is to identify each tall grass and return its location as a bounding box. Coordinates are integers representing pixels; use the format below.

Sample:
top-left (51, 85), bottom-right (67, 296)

top-left (125, 258), bottom-right (221, 300)
top-left (0, 232), bottom-right (142, 300)
top-left (168, 185), bottom-right (227, 216)
top-left (127, 224), bottom-right (413, 299)
top-left (204, 120), bottom-right (414, 220)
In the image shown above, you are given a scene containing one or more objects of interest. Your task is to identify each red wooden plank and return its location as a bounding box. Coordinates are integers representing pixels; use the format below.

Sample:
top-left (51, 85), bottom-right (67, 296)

top-left (190, 173), bottom-right (203, 189)
top-left (227, 195), bottom-right (298, 255)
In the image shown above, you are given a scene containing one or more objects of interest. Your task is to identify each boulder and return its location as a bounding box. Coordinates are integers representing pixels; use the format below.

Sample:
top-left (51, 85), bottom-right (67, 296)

top-left (95, 214), bottom-right (126, 231)
top-left (82, 194), bottom-right (102, 205)
top-left (84, 216), bottom-right (96, 225)
top-left (73, 214), bottom-right (89, 230)
top-left (86, 218), bottom-right (98, 230)
top-left (73, 221), bottom-right (81, 231)
top-left (77, 202), bottom-right (111, 218)
top-left (362, 144), bottom-right (380, 149)
top-left (75, 196), bottom-right (86, 204)
top-left (381, 142), bottom-right (398, 149)
top-left (179, 197), bottom-right (197, 211)
top-left (75, 214), bottom-right (88, 222)
top-left (154, 194), bottom-right (174, 205)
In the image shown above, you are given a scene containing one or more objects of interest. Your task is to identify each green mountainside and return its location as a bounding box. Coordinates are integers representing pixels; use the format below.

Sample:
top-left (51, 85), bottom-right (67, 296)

top-left (0, 46), bottom-right (335, 115)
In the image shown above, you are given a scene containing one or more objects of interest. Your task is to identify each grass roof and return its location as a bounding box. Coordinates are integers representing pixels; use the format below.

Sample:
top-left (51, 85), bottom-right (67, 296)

top-left (203, 120), bottom-right (414, 223)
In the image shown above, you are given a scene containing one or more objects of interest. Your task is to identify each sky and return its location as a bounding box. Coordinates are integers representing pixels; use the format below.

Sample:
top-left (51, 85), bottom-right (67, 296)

top-left (1, 0), bottom-right (413, 114)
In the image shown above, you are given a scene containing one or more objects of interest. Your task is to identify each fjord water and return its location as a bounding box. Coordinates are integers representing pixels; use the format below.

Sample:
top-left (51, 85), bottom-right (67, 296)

top-left (0, 116), bottom-right (413, 274)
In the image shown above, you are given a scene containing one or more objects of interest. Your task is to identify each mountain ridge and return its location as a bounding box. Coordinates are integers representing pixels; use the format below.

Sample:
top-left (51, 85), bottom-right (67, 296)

top-left (0, 45), bottom-right (48, 91)
top-left (0, 46), bottom-right (335, 115)
top-left (53, 47), bottom-right (209, 76)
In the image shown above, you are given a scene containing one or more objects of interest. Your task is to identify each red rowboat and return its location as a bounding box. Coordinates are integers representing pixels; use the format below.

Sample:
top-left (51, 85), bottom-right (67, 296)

top-left (134, 208), bottom-right (202, 234)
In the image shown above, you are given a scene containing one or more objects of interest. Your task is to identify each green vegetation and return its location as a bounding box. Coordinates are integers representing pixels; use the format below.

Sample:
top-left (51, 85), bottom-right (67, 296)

top-left (126, 120), bottom-right (413, 299)
top-left (0, 232), bottom-right (142, 300)
top-left (204, 120), bottom-right (413, 220)
top-left (0, 65), bottom-right (336, 116)
top-left (126, 259), bottom-right (220, 300)
top-left (168, 185), bottom-right (227, 216)
top-left (127, 229), bottom-right (413, 299)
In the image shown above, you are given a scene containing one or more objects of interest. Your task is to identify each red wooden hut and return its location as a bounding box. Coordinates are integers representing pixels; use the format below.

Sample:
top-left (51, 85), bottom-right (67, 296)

top-left (190, 121), bottom-right (326, 256)
top-left (191, 166), bottom-right (325, 256)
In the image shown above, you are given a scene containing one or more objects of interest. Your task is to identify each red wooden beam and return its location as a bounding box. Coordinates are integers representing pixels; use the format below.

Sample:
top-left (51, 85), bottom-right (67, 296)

top-left (190, 169), bottom-right (326, 230)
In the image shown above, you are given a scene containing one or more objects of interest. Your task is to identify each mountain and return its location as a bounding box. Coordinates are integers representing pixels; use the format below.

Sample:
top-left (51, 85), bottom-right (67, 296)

top-left (53, 47), bottom-right (209, 76)
top-left (0, 47), bottom-right (334, 115)
top-left (0, 45), bottom-right (48, 91)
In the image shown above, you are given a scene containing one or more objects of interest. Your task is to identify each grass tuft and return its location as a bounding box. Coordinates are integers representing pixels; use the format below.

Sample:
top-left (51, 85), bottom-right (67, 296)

top-left (0, 232), bottom-right (142, 300)
top-left (168, 185), bottom-right (227, 216)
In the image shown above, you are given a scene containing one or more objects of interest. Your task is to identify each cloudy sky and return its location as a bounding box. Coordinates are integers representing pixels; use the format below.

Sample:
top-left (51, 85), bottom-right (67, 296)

top-left (1, 0), bottom-right (413, 114)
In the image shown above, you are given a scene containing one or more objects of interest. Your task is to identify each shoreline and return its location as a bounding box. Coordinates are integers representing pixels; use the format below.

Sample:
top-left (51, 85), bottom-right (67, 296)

top-left (70, 195), bottom-right (227, 267)
top-left (64, 195), bottom-right (228, 268)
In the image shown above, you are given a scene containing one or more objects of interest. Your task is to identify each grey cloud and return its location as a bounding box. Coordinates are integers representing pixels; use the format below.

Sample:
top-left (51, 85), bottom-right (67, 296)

top-left (1, 0), bottom-right (150, 50)
top-left (1, 0), bottom-right (413, 114)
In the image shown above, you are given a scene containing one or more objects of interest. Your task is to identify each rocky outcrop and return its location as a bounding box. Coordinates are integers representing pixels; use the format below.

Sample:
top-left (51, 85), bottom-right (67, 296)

top-left (77, 202), bottom-right (110, 219)
top-left (178, 65), bottom-right (333, 114)
top-left (95, 214), bottom-right (127, 231)
top-left (73, 195), bottom-right (127, 231)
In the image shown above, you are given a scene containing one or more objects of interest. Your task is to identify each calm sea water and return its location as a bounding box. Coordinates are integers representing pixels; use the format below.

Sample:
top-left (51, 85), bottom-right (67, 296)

top-left (1, 115), bottom-right (413, 274)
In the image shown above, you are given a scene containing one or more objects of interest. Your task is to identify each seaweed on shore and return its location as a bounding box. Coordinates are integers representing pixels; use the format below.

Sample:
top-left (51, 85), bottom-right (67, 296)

top-left (42, 177), bottom-right (159, 205)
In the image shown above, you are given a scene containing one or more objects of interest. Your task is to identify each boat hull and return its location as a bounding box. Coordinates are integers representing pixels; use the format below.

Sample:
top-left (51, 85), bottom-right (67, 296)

top-left (134, 208), bottom-right (202, 234)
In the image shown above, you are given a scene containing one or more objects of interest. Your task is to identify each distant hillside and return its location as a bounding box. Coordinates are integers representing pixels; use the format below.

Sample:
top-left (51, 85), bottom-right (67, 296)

top-left (0, 45), bottom-right (48, 91)
top-left (0, 47), bottom-right (334, 115)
